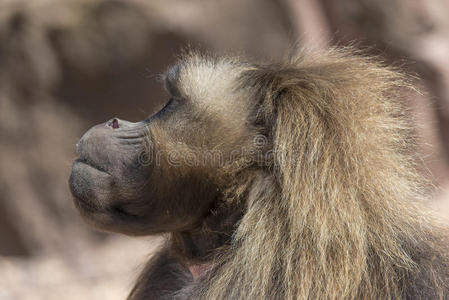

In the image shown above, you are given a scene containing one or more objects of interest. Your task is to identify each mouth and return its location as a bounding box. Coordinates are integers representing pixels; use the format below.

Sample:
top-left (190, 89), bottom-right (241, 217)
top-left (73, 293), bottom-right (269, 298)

top-left (74, 157), bottom-right (109, 174)
top-left (69, 158), bottom-right (114, 212)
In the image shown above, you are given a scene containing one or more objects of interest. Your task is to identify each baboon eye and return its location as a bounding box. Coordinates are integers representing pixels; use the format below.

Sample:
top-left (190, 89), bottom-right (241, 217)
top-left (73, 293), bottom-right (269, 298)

top-left (160, 97), bottom-right (180, 114)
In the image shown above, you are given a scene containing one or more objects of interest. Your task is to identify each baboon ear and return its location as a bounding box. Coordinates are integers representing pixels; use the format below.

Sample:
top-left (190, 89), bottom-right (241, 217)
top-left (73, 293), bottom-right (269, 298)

top-left (245, 67), bottom-right (305, 128)
top-left (255, 67), bottom-right (331, 183)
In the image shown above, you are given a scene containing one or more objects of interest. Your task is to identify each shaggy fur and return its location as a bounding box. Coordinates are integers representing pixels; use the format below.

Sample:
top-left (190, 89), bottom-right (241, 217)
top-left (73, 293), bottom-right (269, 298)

top-left (70, 47), bottom-right (449, 299)
top-left (158, 49), bottom-right (449, 300)
top-left (181, 49), bottom-right (449, 299)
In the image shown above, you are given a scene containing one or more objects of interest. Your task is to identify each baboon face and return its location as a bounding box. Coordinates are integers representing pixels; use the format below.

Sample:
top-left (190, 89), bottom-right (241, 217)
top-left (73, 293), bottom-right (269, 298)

top-left (69, 56), bottom-right (260, 235)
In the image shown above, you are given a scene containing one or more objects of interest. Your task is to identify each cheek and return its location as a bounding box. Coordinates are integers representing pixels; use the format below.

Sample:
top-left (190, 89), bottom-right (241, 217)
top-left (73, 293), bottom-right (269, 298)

top-left (142, 161), bottom-right (218, 215)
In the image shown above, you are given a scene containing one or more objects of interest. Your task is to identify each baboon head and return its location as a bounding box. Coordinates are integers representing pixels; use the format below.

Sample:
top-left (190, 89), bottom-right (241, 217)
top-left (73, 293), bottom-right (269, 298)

top-left (69, 54), bottom-right (265, 235)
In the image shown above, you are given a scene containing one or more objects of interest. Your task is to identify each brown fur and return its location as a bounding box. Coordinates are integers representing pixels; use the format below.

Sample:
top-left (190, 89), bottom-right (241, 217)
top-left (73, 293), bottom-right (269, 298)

top-left (177, 48), bottom-right (449, 299)
top-left (71, 47), bottom-right (449, 299)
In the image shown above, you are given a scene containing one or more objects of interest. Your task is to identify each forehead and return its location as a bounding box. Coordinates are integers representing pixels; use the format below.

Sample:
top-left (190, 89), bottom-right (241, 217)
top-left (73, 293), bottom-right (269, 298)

top-left (173, 55), bottom-right (251, 108)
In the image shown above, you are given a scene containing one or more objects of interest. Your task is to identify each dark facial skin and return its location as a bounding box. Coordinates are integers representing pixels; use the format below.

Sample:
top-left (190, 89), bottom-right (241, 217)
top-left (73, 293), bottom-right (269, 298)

top-left (69, 63), bottom-right (253, 236)
top-left (69, 117), bottom-right (153, 234)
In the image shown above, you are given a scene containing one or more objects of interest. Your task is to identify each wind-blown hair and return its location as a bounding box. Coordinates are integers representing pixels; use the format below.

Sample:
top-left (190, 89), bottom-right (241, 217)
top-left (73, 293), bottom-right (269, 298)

top-left (190, 48), bottom-right (449, 299)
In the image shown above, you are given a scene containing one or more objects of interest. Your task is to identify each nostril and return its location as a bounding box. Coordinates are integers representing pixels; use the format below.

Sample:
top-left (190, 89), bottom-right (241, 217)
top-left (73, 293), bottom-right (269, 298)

top-left (107, 118), bottom-right (120, 129)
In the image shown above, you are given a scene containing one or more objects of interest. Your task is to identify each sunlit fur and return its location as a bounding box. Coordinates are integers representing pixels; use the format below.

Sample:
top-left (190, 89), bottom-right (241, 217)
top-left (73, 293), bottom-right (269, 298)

top-left (174, 48), bottom-right (449, 299)
top-left (126, 48), bottom-right (449, 299)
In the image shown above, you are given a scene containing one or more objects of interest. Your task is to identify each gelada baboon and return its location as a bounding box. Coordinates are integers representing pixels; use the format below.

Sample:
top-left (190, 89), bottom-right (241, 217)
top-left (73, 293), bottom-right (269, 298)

top-left (69, 48), bottom-right (449, 299)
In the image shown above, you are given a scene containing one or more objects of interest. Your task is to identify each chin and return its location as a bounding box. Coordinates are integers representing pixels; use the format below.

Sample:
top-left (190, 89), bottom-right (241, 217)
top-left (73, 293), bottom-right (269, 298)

top-left (69, 159), bottom-right (113, 212)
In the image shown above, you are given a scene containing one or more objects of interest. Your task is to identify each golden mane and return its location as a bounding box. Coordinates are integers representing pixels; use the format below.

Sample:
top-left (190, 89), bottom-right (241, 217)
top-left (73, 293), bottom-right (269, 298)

top-left (195, 48), bottom-right (449, 299)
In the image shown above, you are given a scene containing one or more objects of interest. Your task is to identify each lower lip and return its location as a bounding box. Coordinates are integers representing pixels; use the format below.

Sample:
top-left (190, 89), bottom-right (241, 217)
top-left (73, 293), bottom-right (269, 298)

top-left (74, 158), bottom-right (108, 174)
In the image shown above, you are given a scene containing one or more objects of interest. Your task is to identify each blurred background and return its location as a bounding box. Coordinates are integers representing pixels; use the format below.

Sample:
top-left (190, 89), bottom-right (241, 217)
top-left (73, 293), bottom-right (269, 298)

top-left (0, 0), bottom-right (449, 299)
